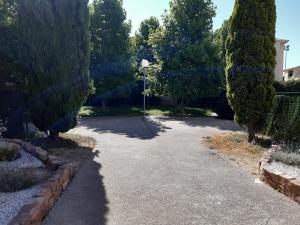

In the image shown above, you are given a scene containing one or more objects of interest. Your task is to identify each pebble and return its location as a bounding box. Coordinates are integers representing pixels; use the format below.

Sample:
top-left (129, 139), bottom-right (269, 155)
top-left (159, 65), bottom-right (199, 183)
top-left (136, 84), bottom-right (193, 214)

top-left (0, 149), bottom-right (46, 224)
top-left (0, 186), bottom-right (41, 225)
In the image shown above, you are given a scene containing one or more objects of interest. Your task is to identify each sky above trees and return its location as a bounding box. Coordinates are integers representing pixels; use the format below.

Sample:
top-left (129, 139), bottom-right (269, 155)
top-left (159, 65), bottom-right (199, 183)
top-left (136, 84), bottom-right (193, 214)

top-left (121, 0), bottom-right (300, 68)
top-left (87, 0), bottom-right (299, 68)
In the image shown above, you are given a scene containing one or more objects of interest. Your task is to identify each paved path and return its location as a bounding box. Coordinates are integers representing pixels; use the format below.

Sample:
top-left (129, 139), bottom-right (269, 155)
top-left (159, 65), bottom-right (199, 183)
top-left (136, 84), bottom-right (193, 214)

top-left (43, 117), bottom-right (300, 225)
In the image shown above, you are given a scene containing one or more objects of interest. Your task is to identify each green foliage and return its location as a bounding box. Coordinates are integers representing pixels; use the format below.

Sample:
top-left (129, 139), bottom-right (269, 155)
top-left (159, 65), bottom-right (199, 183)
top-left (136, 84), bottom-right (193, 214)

top-left (148, 0), bottom-right (222, 102)
top-left (265, 96), bottom-right (300, 142)
top-left (0, 142), bottom-right (19, 161)
top-left (272, 151), bottom-right (300, 168)
top-left (18, 0), bottom-right (90, 136)
top-left (90, 0), bottom-right (135, 103)
top-left (213, 20), bottom-right (229, 69)
top-left (226, 0), bottom-right (276, 141)
top-left (0, 0), bottom-right (25, 89)
top-left (273, 80), bottom-right (300, 93)
top-left (133, 16), bottom-right (160, 64)
top-left (0, 169), bottom-right (49, 192)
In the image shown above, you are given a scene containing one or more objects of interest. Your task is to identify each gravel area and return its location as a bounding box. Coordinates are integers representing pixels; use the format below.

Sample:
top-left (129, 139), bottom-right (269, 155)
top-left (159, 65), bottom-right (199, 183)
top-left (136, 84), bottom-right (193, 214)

top-left (0, 148), bottom-right (46, 224)
top-left (0, 186), bottom-right (41, 225)
top-left (266, 161), bottom-right (300, 180)
top-left (0, 150), bottom-right (44, 171)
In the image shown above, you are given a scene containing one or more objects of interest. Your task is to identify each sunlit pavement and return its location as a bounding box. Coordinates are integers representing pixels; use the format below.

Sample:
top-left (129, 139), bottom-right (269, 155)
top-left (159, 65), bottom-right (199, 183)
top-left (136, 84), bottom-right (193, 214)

top-left (43, 117), bottom-right (300, 225)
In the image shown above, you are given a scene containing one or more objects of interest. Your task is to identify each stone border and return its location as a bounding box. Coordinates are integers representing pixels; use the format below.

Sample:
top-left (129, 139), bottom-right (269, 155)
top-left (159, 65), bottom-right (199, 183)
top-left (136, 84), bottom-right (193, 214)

top-left (0, 139), bottom-right (74, 225)
top-left (259, 147), bottom-right (300, 204)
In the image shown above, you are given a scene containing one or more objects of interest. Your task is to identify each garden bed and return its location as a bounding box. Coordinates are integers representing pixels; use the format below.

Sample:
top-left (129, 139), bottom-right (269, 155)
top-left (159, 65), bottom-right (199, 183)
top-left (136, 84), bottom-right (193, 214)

top-left (259, 148), bottom-right (300, 204)
top-left (0, 137), bottom-right (88, 225)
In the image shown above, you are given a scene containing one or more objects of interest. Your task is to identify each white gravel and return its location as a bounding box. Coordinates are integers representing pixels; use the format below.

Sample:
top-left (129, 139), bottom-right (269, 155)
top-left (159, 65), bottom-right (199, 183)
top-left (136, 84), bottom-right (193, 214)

top-left (266, 161), bottom-right (300, 180)
top-left (0, 150), bottom-right (45, 171)
top-left (0, 186), bottom-right (41, 225)
top-left (0, 149), bottom-right (46, 224)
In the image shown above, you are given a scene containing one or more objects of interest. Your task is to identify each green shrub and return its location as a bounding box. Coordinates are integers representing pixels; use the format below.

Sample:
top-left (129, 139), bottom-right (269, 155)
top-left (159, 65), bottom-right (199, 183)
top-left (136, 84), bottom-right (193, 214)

top-left (0, 142), bottom-right (20, 161)
top-left (265, 96), bottom-right (300, 142)
top-left (273, 80), bottom-right (300, 93)
top-left (0, 170), bottom-right (39, 192)
top-left (271, 151), bottom-right (300, 168)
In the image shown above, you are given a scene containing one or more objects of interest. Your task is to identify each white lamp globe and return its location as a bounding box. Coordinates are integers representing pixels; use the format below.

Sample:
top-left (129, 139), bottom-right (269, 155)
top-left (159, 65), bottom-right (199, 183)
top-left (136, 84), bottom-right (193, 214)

top-left (141, 59), bottom-right (150, 68)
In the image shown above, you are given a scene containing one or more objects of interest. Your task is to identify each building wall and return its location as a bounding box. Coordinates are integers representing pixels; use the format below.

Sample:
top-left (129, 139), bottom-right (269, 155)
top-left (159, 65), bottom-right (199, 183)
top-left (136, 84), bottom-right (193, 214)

top-left (275, 40), bottom-right (287, 81)
top-left (284, 67), bottom-right (300, 81)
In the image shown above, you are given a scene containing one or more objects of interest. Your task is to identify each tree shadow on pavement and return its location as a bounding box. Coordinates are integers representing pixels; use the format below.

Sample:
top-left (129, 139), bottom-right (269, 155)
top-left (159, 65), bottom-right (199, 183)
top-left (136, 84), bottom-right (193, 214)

top-left (42, 148), bottom-right (109, 225)
top-left (159, 117), bottom-right (243, 132)
top-left (78, 117), bottom-right (171, 140)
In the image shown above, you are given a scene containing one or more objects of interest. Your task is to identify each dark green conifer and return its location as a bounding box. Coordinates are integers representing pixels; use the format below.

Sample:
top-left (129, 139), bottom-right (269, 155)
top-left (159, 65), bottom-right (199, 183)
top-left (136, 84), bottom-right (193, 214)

top-left (226, 0), bottom-right (276, 142)
top-left (18, 0), bottom-right (90, 137)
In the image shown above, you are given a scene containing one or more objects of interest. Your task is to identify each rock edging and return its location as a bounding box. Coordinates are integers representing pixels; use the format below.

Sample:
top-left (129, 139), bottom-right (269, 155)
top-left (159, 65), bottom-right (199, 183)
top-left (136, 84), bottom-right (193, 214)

top-left (259, 147), bottom-right (300, 204)
top-left (0, 139), bottom-right (74, 225)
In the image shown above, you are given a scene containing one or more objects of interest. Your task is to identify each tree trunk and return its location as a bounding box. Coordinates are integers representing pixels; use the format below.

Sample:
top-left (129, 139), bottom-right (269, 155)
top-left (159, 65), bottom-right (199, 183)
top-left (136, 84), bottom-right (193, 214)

top-left (49, 131), bottom-right (59, 140)
top-left (102, 98), bottom-right (106, 111)
top-left (180, 99), bottom-right (185, 114)
top-left (248, 124), bottom-right (255, 143)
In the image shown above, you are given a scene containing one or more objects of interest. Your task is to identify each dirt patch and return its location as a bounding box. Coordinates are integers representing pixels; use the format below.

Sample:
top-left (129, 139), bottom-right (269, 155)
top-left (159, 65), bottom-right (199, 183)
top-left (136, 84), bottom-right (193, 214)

top-left (203, 132), bottom-right (265, 176)
top-left (32, 134), bottom-right (96, 171)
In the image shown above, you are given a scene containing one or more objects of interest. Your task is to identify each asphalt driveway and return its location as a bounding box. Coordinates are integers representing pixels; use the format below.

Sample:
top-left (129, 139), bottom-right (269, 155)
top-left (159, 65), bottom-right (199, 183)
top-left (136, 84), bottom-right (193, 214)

top-left (43, 117), bottom-right (300, 225)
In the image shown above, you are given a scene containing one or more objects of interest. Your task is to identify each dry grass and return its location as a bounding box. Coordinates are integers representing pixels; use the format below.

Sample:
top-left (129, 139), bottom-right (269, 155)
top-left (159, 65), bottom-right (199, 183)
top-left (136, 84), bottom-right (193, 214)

top-left (203, 132), bottom-right (265, 176)
top-left (32, 133), bottom-right (97, 171)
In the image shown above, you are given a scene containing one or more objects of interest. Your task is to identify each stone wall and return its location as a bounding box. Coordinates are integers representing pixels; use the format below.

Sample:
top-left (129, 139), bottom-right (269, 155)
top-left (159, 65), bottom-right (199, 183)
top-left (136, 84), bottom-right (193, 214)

top-left (259, 149), bottom-right (300, 204)
top-left (0, 139), bottom-right (74, 225)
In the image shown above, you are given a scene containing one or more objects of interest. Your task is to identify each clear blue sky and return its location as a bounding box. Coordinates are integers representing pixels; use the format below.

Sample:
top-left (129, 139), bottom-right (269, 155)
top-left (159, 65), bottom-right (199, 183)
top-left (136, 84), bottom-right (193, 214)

top-left (122, 0), bottom-right (300, 68)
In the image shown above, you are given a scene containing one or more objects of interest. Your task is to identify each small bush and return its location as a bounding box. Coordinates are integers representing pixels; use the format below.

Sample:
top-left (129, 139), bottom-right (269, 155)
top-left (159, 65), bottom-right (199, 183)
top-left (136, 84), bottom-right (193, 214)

top-left (271, 151), bottom-right (300, 168)
top-left (264, 96), bottom-right (300, 142)
top-left (0, 142), bottom-right (20, 161)
top-left (0, 170), bottom-right (39, 192)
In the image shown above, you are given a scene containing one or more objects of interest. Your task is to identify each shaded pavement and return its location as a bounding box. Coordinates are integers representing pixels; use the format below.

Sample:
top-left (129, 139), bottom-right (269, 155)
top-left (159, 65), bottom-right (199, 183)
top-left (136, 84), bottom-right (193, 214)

top-left (43, 117), bottom-right (300, 225)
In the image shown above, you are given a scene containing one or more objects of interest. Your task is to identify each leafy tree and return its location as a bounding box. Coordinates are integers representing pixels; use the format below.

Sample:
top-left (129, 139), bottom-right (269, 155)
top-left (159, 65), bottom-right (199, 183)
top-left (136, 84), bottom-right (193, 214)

top-left (213, 20), bottom-right (229, 69)
top-left (134, 17), bottom-right (160, 64)
top-left (18, 0), bottom-right (91, 138)
top-left (149, 0), bottom-right (222, 104)
top-left (226, 0), bottom-right (276, 142)
top-left (90, 0), bottom-right (135, 109)
top-left (0, 0), bottom-right (22, 89)
top-left (0, 0), bottom-right (28, 138)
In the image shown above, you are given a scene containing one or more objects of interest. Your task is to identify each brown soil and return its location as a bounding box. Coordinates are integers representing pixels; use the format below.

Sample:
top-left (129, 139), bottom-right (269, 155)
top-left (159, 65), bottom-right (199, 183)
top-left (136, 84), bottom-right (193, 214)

top-left (203, 132), bottom-right (265, 176)
top-left (33, 134), bottom-right (96, 171)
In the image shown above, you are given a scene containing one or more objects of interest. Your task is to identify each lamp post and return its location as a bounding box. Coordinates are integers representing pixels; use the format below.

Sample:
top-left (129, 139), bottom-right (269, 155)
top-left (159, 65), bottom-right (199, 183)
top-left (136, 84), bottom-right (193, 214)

top-left (285, 45), bottom-right (290, 70)
top-left (141, 59), bottom-right (149, 118)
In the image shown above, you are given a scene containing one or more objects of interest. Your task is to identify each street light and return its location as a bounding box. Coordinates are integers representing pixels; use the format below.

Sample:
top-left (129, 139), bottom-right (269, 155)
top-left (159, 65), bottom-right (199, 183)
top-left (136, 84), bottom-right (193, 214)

top-left (141, 59), bottom-right (149, 118)
top-left (285, 45), bottom-right (290, 70)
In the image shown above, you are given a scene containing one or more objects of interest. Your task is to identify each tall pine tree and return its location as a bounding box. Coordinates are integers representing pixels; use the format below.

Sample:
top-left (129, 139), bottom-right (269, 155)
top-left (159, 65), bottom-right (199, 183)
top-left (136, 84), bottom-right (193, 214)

top-left (226, 0), bottom-right (276, 142)
top-left (90, 0), bottom-right (134, 109)
top-left (18, 0), bottom-right (90, 138)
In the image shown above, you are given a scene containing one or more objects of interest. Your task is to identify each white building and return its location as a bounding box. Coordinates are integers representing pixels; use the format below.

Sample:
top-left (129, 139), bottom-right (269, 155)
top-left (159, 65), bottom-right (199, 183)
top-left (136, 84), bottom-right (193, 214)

top-left (283, 66), bottom-right (300, 81)
top-left (275, 39), bottom-right (289, 81)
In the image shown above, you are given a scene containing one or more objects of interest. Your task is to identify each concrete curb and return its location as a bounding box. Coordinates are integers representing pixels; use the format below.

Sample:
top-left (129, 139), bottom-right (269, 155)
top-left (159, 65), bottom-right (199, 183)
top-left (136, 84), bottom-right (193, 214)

top-left (259, 147), bottom-right (300, 204)
top-left (0, 139), bottom-right (74, 225)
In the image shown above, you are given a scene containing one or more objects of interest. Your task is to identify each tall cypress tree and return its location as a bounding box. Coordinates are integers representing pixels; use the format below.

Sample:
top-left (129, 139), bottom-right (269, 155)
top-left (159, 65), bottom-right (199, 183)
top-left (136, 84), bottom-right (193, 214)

top-left (18, 0), bottom-right (90, 137)
top-left (90, 0), bottom-right (134, 109)
top-left (226, 0), bottom-right (276, 142)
